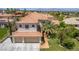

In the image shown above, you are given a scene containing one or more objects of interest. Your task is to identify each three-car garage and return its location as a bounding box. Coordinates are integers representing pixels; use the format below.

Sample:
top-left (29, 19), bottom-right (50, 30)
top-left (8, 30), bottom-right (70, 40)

top-left (12, 31), bottom-right (42, 51)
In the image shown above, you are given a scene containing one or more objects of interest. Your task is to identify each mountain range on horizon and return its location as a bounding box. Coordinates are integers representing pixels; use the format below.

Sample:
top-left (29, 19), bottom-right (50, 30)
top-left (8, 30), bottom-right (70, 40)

top-left (0, 8), bottom-right (79, 12)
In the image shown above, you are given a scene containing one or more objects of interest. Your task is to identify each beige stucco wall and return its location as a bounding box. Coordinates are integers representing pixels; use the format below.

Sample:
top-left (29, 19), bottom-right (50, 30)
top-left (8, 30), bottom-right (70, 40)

top-left (16, 23), bottom-right (37, 32)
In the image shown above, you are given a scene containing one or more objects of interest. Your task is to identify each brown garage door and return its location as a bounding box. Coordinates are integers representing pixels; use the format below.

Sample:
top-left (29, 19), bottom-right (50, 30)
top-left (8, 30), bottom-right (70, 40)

top-left (24, 37), bottom-right (39, 43)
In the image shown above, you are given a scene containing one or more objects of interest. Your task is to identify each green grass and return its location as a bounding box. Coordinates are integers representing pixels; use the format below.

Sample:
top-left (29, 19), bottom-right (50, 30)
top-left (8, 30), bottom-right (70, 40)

top-left (71, 39), bottom-right (79, 51)
top-left (40, 38), bottom-right (79, 51)
top-left (0, 27), bottom-right (9, 40)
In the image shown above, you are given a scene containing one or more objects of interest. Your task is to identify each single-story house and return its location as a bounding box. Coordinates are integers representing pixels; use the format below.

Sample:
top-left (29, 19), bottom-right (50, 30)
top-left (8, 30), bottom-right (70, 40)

top-left (63, 17), bottom-right (79, 29)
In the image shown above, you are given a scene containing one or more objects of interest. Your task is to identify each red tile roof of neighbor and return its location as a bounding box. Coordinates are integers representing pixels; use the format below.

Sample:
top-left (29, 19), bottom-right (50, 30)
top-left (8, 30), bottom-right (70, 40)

top-left (12, 31), bottom-right (42, 37)
top-left (0, 13), bottom-right (13, 17)
top-left (0, 18), bottom-right (9, 22)
top-left (0, 13), bottom-right (22, 17)
top-left (16, 12), bottom-right (54, 23)
top-left (0, 13), bottom-right (22, 22)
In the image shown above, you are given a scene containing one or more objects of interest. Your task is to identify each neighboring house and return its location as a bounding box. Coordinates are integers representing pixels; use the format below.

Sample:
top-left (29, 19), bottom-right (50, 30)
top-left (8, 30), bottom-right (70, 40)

top-left (0, 13), bottom-right (14, 28)
top-left (63, 17), bottom-right (79, 29)
top-left (0, 13), bottom-right (22, 28)
top-left (12, 12), bottom-right (58, 50)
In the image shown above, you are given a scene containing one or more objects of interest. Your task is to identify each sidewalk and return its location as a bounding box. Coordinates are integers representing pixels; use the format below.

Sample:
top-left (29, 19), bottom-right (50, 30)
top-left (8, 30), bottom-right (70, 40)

top-left (40, 35), bottom-right (49, 48)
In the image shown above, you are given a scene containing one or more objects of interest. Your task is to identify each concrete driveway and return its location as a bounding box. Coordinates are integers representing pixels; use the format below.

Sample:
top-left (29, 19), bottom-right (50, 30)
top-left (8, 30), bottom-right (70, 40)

top-left (0, 38), bottom-right (40, 51)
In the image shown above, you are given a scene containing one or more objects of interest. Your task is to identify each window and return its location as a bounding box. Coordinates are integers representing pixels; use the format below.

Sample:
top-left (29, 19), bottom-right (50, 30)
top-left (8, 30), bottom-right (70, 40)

top-left (32, 25), bottom-right (35, 27)
top-left (19, 24), bottom-right (22, 27)
top-left (25, 25), bottom-right (29, 28)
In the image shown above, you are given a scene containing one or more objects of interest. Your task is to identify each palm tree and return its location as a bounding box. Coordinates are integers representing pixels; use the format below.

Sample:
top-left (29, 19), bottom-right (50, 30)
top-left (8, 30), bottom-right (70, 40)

top-left (5, 8), bottom-right (10, 14)
top-left (8, 18), bottom-right (17, 43)
top-left (8, 19), bottom-right (12, 35)
top-left (8, 19), bottom-right (13, 43)
top-left (5, 8), bottom-right (16, 14)
top-left (41, 21), bottom-right (57, 40)
top-left (41, 21), bottom-right (53, 36)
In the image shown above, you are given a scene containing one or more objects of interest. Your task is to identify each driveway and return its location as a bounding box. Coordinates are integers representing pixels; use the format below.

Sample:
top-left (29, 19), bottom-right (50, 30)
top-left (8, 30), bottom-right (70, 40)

top-left (0, 38), bottom-right (40, 51)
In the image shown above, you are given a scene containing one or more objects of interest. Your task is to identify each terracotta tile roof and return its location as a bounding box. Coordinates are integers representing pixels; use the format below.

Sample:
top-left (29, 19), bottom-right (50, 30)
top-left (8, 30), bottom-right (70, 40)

top-left (0, 14), bottom-right (22, 22)
top-left (13, 14), bottom-right (22, 17)
top-left (27, 12), bottom-right (53, 20)
top-left (0, 18), bottom-right (14, 22)
top-left (0, 13), bottom-right (22, 17)
top-left (17, 16), bottom-right (38, 23)
top-left (12, 31), bottom-right (42, 37)
top-left (0, 13), bottom-right (13, 17)
top-left (0, 18), bottom-right (10, 22)
top-left (16, 12), bottom-right (54, 23)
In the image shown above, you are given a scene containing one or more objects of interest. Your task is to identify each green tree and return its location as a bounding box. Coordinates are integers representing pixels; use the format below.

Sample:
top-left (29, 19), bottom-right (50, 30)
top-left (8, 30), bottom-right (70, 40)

top-left (41, 21), bottom-right (55, 37)
top-left (62, 38), bottom-right (75, 49)
top-left (5, 8), bottom-right (16, 14)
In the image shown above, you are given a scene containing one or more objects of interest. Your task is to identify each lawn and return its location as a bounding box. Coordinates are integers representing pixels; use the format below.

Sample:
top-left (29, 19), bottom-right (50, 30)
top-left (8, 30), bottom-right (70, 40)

top-left (0, 27), bottom-right (9, 41)
top-left (40, 38), bottom-right (79, 51)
